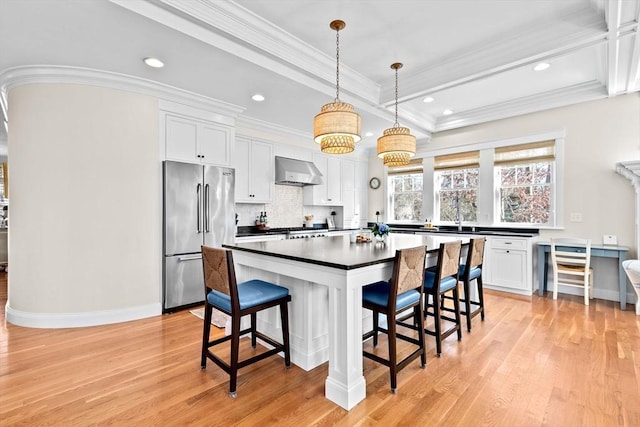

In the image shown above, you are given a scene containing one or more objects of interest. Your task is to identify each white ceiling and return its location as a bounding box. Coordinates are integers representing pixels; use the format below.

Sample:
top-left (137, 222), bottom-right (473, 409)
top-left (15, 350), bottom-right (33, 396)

top-left (1, 0), bottom-right (639, 153)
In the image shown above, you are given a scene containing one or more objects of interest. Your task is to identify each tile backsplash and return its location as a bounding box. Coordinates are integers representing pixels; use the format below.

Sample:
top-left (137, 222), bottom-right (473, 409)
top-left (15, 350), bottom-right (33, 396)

top-left (236, 185), bottom-right (338, 228)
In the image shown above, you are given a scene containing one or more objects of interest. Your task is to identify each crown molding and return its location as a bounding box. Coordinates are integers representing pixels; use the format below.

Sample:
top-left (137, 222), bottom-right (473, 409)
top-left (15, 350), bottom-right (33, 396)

top-left (236, 114), bottom-right (312, 141)
top-left (111, 0), bottom-right (381, 104)
top-left (0, 65), bottom-right (245, 121)
top-left (434, 81), bottom-right (607, 132)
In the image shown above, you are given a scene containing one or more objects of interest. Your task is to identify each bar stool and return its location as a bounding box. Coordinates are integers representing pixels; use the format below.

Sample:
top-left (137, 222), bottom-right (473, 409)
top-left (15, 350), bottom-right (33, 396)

top-left (423, 240), bottom-right (462, 357)
top-left (200, 245), bottom-right (291, 397)
top-left (458, 238), bottom-right (486, 332)
top-left (362, 245), bottom-right (428, 393)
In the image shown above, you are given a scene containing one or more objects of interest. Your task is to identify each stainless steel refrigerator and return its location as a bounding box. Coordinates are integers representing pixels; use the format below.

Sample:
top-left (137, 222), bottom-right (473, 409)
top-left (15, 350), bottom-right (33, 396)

top-left (163, 160), bottom-right (235, 312)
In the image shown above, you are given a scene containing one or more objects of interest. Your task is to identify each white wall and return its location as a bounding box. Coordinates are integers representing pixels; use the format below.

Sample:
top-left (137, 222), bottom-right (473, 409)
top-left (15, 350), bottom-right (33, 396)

top-left (370, 93), bottom-right (640, 251)
top-left (6, 84), bottom-right (161, 326)
top-left (368, 94), bottom-right (640, 300)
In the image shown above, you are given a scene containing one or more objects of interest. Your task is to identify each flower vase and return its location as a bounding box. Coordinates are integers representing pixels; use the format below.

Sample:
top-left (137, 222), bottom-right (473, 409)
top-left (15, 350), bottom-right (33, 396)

top-left (374, 234), bottom-right (386, 245)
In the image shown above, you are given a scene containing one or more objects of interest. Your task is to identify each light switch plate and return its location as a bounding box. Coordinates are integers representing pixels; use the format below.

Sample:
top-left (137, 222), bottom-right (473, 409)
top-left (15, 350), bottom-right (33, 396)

top-left (569, 212), bottom-right (582, 222)
top-left (603, 234), bottom-right (617, 245)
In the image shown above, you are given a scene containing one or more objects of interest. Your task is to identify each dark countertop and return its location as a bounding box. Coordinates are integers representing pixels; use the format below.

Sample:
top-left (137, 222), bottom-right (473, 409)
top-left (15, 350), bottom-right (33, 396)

top-left (236, 226), bottom-right (356, 238)
top-left (224, 234), bottom-right (467, 270)
top-left (379, 223), bottom-right (539, 238)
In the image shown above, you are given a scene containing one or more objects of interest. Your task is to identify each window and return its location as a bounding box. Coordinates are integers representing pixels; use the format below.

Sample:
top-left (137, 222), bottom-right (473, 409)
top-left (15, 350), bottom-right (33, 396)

top-left (388, 159), bottom-right (423, 221)
top-left (495, 141), bottom-right (554, 225)
top-left (435, 151), bottom-right (479, 223)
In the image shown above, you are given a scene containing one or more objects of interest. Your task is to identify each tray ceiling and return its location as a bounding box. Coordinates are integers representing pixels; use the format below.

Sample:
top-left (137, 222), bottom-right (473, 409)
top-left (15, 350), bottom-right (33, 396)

top-left (0, 0), bottom-right (639, 152)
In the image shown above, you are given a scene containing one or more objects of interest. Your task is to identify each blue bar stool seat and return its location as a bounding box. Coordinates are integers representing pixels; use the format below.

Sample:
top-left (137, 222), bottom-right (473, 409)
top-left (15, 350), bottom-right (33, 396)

top-left (362, 246), bottom-right (428, 393)
top-left (200, 246), bottom-right (291, 398)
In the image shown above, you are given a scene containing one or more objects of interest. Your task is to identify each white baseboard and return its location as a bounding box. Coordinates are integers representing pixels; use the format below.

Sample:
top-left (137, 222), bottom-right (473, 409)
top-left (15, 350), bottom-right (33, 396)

top-left (555, 284), bottom-right (637, 304)
top-left (4, 302), bottom-right (162, 328)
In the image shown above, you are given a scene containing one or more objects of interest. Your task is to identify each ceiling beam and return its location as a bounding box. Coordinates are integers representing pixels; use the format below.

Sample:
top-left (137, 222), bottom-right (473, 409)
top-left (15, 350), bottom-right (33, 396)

top-left (606, 0), bottom-right (622, 96)
top-left (625, 6), bottom-right (640, 92)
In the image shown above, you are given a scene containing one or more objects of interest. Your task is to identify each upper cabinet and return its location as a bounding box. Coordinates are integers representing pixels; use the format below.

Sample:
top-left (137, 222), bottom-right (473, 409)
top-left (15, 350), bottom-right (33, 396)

top-left (159, 100), bottom-right (235, 167)
top-left (233, 137), bottom-right (273, 203)
top-left (304, 153), bottom-right (343, 206)
top-left (163, 114), bottom-right (232, 166)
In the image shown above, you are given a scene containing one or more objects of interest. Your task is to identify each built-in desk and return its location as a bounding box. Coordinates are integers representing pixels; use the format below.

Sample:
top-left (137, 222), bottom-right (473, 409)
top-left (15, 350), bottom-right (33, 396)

top-left (536, 242), bottom-right (629, 309)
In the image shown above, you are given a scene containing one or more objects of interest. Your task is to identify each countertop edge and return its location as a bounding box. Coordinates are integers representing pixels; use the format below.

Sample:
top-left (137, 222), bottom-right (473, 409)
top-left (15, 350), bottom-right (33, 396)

top-left (223, 243), bottom-right (391, 270)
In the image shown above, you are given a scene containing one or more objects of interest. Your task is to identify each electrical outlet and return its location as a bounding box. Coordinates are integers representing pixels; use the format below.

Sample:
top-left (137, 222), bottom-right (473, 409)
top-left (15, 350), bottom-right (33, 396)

top-left (569, 212), bottom-right (582, 222)
top-left (603, 235), bottom-right (617, 245)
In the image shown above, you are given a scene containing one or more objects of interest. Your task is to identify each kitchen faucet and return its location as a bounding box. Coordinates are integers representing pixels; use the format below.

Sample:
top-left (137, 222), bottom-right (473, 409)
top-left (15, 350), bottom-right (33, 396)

top-left (456, 192), bottom-right (463, 232)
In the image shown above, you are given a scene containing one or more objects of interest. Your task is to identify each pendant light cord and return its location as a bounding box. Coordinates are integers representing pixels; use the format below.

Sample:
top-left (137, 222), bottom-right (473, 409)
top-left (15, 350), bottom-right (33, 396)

top-left (394, 65), bottom-right (399, 128)
top-left (335, 28), bottom-right (340, 102)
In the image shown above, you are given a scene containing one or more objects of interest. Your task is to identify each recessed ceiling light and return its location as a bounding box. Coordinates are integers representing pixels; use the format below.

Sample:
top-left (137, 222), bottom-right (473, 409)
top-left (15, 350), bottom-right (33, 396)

top-left (251, 94), bottom-right (265, 102)
top-left (533, 62), bottom-right (550, 71)
top-left (423, 96), bottom-right (434, 103)
top-left (365, 132), bottom-right (374, 137)
top-left (143, 57), bottom-right (164, 68)
top-left (443, 109), bottom-right (453, 115)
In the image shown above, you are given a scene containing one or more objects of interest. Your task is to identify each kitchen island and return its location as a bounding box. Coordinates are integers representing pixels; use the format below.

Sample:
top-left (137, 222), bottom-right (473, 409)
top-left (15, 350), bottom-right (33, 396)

top-left (223, 233), bottom-right (464, 410)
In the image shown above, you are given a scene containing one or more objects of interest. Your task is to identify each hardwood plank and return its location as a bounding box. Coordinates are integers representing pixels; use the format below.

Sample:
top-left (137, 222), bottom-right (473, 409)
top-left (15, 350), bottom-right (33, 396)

top-left (0, 274), bottom-right (638, 426)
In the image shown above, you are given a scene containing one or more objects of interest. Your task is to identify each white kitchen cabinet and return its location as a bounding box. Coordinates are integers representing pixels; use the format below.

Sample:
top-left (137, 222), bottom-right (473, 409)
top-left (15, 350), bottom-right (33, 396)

top-left (233, 137), bottom-right (273, 203)
top-left (163, 113), bottom-right (232, 166)
top-left (484, 236), bottom-right (533, 295)
top-left (303, 153), bottom-right (342, 206)
top-left (341, 160), bottom-right (368, 228)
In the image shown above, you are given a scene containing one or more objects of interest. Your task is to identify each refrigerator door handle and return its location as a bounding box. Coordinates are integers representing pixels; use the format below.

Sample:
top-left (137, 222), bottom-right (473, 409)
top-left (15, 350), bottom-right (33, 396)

top-left (178, 254), bottom-right (202, 262)
top-left (196, 183), bottom-right (202, 233)
top-left (204, 183), bottom-right (210, 232)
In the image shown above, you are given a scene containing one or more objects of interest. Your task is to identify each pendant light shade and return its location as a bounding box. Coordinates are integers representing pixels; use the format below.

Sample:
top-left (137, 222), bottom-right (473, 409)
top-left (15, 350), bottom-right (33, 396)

top-left (377, 62), bottom-right (416, 166)
top-left (314, 20), bottom-right (361, 154)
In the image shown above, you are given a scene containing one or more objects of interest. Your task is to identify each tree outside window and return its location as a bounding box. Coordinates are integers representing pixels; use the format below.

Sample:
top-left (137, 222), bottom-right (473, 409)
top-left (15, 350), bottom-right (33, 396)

top-left (494, 140), bottom-right (555, 225)
top-left (437, 168), bottom-right (478, 222)
top-left (389, 173), bottom-right (423, 221)
top-left (498, 162), bottom-right (552, 224)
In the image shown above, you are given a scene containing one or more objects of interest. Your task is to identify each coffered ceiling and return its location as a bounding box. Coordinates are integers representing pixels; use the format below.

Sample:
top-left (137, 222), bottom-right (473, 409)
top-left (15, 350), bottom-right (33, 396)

top-left (1, 0), bottom-right (639, 153)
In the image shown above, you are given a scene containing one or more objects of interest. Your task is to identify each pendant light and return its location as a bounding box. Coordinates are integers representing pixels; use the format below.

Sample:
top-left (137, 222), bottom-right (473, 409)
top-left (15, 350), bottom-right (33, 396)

top-left (377, 62), bottom-right (416, 166)
top-left (314, 20), bottom-right (361, 154)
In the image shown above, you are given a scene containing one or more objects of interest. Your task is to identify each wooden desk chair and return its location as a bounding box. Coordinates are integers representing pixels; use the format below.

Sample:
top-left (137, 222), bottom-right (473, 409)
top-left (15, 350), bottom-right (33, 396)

top-left (550, 238), bottom-right (593, 305)
top-left (362, 245), bottom-right (428, 393)
top-left (458, 238), bottom-right (486, 332)
top-left (423, 240), bottom-right (463, 356)
top-left (200, 245), bottom-right (291, 397)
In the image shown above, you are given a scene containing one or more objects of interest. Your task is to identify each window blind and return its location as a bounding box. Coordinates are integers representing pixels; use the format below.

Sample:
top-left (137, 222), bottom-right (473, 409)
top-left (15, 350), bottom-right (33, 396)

top-left (494, 140), bottom-right (555, 166)
top-left (387, 158), bottom-right (423, 176)
top-left (434, 150), bottom-right (479, 171)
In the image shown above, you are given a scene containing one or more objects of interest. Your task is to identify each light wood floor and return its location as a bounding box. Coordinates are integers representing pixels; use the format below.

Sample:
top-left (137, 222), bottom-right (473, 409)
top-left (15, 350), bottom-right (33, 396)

top-left (1, 274), bottom-right (639, 426)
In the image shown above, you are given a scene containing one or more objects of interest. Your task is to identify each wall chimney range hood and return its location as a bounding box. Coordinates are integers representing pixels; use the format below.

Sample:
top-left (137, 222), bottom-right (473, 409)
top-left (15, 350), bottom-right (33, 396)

top-left (275, 156), bottom-right (323, 186)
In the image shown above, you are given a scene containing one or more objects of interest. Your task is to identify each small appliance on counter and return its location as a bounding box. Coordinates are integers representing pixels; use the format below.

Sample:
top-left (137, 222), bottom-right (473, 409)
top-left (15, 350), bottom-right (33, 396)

top-left (304, 215), bottom-right (314, 228)
top-left (326, 216), bottom-right (335, 229)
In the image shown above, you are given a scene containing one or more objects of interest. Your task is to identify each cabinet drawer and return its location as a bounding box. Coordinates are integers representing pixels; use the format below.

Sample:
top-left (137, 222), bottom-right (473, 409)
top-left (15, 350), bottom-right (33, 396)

top-left (490, 237), bottom-right (527, 250)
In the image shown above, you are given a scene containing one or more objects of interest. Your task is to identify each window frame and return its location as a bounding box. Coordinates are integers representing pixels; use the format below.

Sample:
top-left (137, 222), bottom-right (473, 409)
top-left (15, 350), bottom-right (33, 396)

top-left (433, 150), bottom-right (480, 224)
top-left (385, 159), bottom-right (424, 223)
top-left (418, 131), bottom-right (564, 229)
top-left (494, 160), bottom-right (556, 226)
top-left (434, 167), bottom-right (480, 224)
